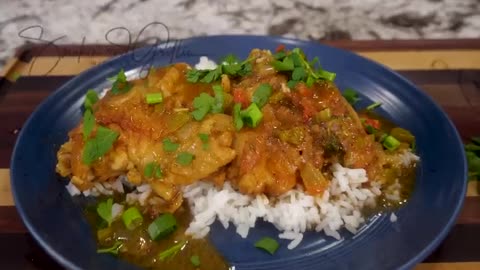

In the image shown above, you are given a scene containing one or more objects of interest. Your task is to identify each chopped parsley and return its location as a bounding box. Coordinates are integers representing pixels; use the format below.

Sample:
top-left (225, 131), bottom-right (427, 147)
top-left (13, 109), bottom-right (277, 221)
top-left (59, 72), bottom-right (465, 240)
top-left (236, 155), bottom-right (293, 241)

top-left (110, 69), bottom-right (133, 95)
top-left (252, 83), bottom-right (272, 108)
top-left (97, 241), bottom-right (123, 255)
top-left (190, 255), bottom-right (201, 267)
top-left (158, 240), bottom-right (187, 261)
top-left (271, 48), bottom-right (336, 88)
top-left (192, 93), bottom-right (215, 121)
top-left (198, 133), bottom-right (209, 150)
top-left (82, 109), bottom-right (95, 141)
top-left (176, 152), bottom-right (195, 166)
top-left (343, 88), bottom-right (361, 106)
top-left (96, 198), bottom-right (114, 227)
top-left (186, 54), bottom-right (252, 83)
top-left (191, 85), bottom-right (226, 120)
top-left (162, 138), bottom-right (180, 152)
top-left (82, 126), bottom-right (119, 165)
top-left (144, 162), bottom-right (163, 178)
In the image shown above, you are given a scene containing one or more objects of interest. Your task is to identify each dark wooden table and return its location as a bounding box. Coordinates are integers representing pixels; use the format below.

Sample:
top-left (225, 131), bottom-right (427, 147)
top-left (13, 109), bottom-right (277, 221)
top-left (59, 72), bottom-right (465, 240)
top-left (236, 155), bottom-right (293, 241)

top-left (1, 40), bottom-right (480, 270)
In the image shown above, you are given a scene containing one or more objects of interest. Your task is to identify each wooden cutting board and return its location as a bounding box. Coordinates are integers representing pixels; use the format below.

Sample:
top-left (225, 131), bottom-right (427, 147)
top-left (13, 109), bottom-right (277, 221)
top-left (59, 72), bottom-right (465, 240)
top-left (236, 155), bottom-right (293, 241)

top-left (0, 39), bottom-right (479, 269)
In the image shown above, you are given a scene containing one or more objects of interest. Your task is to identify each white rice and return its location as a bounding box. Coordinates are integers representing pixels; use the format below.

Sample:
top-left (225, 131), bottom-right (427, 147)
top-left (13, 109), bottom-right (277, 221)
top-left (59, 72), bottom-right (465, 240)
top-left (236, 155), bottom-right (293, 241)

top-left (183, 163), bottom-right (380, 248)
top-left (194, 56), bottom-right (218, 70)
top-left (390, 212), bottom-right (398, 223)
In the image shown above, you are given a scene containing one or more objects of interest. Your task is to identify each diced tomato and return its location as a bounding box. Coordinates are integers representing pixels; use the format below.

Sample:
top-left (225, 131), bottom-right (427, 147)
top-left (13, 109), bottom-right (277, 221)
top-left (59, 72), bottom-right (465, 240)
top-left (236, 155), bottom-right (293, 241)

top-left (275, 44), bottom-right (285, 52)
top-left (297, 84), bottom-right (314, 98)
top-left (300, 98), bottom-right (317, 120)
top-left (233, 88), bottom-right (249, 108)
top-left (365, 118), bottom-right (381, 129)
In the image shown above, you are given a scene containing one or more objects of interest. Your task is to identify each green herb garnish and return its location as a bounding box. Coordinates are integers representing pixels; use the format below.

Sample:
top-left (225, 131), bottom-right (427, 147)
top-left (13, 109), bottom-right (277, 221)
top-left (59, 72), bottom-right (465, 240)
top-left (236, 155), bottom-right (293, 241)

top-left (162, 138), bottom-right (180, 152)
top-left (84, 89), bottom-right (99, 110)
top-left (366, 102), bottom-right (382, 111)
top-left (186, 55), bottom-right (252, 83)
top-left (176, 152), bottom-right (195, 166)
top-left (110, 69), bottom-right (133, 95)
top-left (240, 103), bottom-right (263, 128)
top-left (465, 137), bottom-right (480, 181)
top-left (122, 207), bottom-right (143, 230)
top-left (252, 83), bottom-right (272, 108)
top-left (82, 109), bottom-right (95, 141)
top-left (198, 133), bottom-right (209, 150)
top-left (158, 240), bottom-right (187, 261)
top-left (233, 103), bottom-right (244, 131)
top-left (383, 135), bottom-right (401, 151)
top-left (190, 255), bottom-right (201, 267)
top-left (255, 237), bottom-right (279, 255)
top-left (97, 241), bottom-right (123, 255)
top-left (148, 213), bottom-right (177, 240)
top-left (343, 88), bottom-right (360, 106)
top-left (97, 198), bottom-right (114, 226)
top-left (192, 93), bottom-right (215, 121)
top-left (144, 162), bottom-right (163, 178)
top-left (82, 126), bottom-right (119, 165)
top-left (146, 93), bottom-right (163, 104)
top-left (211, 85), bottom-right (225, 113)
top-left (271, 48), bottom-right (336, 88)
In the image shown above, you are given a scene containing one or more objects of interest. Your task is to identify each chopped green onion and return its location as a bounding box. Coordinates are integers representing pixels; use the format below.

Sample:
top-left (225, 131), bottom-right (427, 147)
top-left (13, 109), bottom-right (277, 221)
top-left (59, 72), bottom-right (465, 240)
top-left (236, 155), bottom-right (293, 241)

top-left (366, 102), bottom-right (382, 111)
top-left (383, 135), bottom-right (401, 151)
top-left (97, 241), bottom-right (123, 255)
top-left (190, 255), bottom-right (201, 267)
top-left (148, 213), bottom-right (177, 240)
top-left (122, 207), bottom-right (143, 230)
top-left (82, 126), bottom-right (119, 165)
top-left (255, 237), bottom-right (279, 255)
top-left (252, 83), bottom-right (273, 108)
top-left (163, 138), bottom-right (180, 152)
top-left (316, 69), bottom-right (336, 81)
top-left (84, 89), bottom-right (99, 110)
top-left (158, 240), bottom-right (187, 261)
top-left (240, 103), bottom-right (263, 128)
top-left (211, 85), bottom-right (225, 113)
top-left (146, 93), bottom-right (163, 104)
top-left (176, 152), bottom-right (195, 166)
top-left (96, 198), bottom-right (114, 227)
top-left (233, 103), bottom-right (244, 131)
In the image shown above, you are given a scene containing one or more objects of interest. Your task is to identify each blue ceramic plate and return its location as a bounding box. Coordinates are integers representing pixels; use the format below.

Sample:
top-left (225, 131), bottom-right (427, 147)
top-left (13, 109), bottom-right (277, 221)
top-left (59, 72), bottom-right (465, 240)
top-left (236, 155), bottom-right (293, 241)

top-left (11, 35), bottom-right (467, 270)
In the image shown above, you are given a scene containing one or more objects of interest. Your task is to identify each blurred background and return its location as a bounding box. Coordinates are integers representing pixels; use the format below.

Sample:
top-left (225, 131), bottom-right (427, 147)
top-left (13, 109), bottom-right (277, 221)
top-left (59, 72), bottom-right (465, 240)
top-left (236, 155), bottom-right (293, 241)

top-left (0, 0), bottom-right (479, 69)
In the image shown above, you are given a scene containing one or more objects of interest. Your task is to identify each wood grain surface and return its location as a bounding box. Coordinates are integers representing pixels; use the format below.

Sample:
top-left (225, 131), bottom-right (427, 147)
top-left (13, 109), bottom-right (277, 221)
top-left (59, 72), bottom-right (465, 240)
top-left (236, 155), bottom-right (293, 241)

top-left (1, 41), bottom-right (479, 269)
